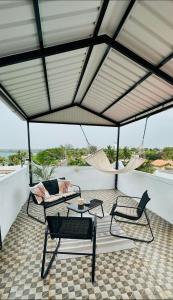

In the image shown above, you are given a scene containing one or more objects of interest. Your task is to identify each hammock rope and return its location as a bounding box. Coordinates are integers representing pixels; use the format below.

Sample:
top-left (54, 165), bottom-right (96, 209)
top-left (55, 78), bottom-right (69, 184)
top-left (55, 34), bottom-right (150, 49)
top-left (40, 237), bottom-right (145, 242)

top-left (80, 119), bottom-right (149, 174)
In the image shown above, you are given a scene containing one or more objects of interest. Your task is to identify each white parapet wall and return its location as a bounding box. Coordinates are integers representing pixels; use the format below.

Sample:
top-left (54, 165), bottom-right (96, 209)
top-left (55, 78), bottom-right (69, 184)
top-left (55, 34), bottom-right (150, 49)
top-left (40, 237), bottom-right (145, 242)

top-left (118, 170), bottom-right (173, 224)
top-left (0, 166), bottom-right (29, 242)
top-left (53, 166), bottom-right (115, 190)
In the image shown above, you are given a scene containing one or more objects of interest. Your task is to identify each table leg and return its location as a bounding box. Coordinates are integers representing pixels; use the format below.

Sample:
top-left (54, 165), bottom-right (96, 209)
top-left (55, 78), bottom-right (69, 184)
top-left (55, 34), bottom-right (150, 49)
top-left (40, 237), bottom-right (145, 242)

top-left (67, 209), bottom-right (69, 217)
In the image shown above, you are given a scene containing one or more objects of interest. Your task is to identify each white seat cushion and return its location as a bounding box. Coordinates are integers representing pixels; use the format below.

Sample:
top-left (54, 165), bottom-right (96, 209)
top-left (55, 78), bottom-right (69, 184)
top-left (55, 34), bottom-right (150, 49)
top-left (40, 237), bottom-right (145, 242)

top-left (116, 206), bottom-right (138, 217)
top-left (44, 192), bottom-right (76, 203)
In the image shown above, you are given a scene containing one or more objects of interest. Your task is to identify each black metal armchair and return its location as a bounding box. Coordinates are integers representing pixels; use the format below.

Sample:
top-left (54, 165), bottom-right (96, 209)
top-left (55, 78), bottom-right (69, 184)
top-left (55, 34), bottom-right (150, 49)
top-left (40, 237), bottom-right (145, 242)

top-left (110, 190), bottom-right (154, 243)
top-left (41, 215), bottom-right (97, 283)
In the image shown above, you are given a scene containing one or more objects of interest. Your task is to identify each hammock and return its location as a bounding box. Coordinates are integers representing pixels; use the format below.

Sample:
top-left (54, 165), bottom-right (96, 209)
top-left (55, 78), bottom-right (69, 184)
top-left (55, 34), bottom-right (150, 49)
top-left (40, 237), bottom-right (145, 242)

top-left (86, 149), bottom-right (145, 174)
top-left (81, 118), bottom-right (148, 174)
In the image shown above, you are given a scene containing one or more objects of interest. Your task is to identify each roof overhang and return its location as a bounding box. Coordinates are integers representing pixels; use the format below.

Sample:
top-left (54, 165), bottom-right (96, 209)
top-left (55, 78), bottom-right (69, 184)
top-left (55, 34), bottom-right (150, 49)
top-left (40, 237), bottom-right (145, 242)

top-left (0, 0), bottom-right (172, 127)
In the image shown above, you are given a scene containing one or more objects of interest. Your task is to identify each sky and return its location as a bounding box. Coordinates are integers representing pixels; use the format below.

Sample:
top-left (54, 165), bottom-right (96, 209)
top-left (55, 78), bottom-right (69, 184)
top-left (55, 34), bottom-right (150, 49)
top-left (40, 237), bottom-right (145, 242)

top-left (0, 98), bottom-right (173, 150)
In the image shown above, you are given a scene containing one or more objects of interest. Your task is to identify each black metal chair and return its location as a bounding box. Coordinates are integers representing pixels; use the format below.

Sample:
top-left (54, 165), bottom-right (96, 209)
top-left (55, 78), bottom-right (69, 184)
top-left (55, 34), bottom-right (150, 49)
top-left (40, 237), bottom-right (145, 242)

top-left (41, 215), bottom-right (97, 283)
top-left (110, 190), bottom-right (154, 243)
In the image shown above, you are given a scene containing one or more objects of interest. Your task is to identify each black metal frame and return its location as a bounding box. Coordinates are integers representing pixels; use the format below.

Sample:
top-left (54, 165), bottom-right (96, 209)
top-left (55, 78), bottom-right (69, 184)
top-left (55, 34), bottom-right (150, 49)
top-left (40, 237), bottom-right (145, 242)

top-left (41, 215), bottom-right (97, 282)
top-left (29, 103), bottom-right (118, 125)
top-left (115, 126), bottom-right (120, 189)
top-left (110, 195), bottom-right (154, 243)
top-left (27, 121), bottom-right (32, 186)
top-left (78, 0), bottom-right (136, 106)
top-left (0, 1), bottom-right (172, 127)
top-left (0, 227), bottom-right (2, 249)
top-left (33, 0), bottom-right (51, 111)
top-left (71, 0), bottom-right (110, 104)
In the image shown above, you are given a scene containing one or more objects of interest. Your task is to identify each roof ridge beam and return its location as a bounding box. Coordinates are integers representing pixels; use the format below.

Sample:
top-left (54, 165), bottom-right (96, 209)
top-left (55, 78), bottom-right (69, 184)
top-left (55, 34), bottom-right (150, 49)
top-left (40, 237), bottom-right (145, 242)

top-left (0, 35), bottom-right (107, 68)
top-left (71, 0), bottom-right (110, 104)
top-left (33, 0), bottom-right (51, 110)
top-left (79, 0), bottom-right (136, 105)
top-left (77, 103), bottom-right (118, 126)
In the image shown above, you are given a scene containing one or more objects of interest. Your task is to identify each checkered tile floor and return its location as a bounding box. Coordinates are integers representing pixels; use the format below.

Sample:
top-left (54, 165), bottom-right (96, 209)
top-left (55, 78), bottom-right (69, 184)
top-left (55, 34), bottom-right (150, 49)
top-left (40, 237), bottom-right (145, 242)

top-left (0, 189), bottom-right (173, 299)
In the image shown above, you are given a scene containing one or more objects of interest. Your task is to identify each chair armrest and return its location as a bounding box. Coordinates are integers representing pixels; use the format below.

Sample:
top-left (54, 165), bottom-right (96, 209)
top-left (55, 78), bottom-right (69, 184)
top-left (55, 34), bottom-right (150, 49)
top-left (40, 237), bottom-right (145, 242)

top-left (71, 184), bottom-right (81, 194)
top-left (116, 205), bottom-right (138, 209)
top-left (110, 204), bottom-right (142, 215)
top-left (115, 195), bottom-right (140, 205)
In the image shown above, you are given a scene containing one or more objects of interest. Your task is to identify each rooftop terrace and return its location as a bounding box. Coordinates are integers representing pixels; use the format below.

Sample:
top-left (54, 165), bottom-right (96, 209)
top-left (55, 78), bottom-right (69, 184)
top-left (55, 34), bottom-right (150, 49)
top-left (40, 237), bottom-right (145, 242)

top-left (0, 189), bottom-right (173, 299)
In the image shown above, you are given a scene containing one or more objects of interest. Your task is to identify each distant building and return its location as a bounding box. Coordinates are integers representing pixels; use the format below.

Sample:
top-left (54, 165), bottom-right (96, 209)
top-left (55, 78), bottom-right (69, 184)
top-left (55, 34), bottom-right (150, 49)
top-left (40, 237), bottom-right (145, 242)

top-left (151, 159), bottom-right (173, 169)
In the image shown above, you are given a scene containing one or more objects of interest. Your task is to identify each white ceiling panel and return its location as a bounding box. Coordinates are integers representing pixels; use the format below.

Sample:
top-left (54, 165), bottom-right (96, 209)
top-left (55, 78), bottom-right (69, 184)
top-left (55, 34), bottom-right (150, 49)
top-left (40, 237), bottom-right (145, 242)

top-left (161, 59), bottom-right (173, 77)
top-left (0, 0), bottom-right (38, 57)
top-left (82, 48), bottom-right (148, 112)
top-left (117, 0), bottom-right (173, 64)
top-left (0, 0), bottom-right (172, 125)
top-left (40, 1), bottom-right (101, 47)
top-left (104, 73), bottom-right (173, 123)
top-left (46, 48), bottom-right (87, 109)
top-left (32, 105), bottom-right (115, 126)
top-left (0, 59), bottom-right (49, 115)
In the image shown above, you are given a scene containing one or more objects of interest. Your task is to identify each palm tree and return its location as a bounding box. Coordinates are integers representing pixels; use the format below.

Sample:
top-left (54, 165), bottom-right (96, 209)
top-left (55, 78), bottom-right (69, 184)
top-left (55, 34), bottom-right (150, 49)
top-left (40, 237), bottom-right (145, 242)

top-left (105, 145), bottom-right (116, 163)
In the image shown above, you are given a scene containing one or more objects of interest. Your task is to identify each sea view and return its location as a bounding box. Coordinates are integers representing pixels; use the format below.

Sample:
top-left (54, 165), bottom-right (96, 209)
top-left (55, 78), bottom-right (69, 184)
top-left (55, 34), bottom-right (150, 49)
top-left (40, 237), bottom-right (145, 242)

top-left (0, 150), bottom-right (40, 157)
top-left (0, 151), bottom-right (16, 157)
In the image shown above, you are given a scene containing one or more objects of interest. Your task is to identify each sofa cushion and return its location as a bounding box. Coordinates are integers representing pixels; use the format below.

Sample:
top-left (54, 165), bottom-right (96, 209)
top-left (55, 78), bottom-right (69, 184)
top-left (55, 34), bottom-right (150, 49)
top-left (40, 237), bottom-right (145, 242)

top-left (58, 180), bottom-right (72, 193)
top-left (42, 179), bottom-right (59, 195)
top-left (30, 182), bottom-right (50, 204)
top-left (44, 192), bottom-right (76, 203)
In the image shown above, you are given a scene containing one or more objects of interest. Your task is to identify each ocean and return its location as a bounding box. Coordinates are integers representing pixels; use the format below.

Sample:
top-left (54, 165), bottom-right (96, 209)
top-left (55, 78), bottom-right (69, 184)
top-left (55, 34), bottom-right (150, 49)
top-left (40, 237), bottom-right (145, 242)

top-left (0, 151), bottom-right (16, 157)
top-left (0, 150), bottom-right (40, 157)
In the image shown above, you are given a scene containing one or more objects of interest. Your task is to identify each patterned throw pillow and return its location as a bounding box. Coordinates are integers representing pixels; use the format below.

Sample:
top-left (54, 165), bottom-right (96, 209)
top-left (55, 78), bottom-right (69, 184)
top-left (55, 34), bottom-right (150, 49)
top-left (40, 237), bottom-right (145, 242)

top-left (31, 182), bottom-right (50, 204)
top-left (58, 180), bottom-right (72, 194)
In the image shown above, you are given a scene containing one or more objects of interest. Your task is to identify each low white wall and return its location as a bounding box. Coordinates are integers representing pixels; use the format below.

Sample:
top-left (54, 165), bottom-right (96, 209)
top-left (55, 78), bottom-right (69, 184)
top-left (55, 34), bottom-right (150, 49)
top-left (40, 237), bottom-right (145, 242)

top-left (54, 166), bottom-right (115, 190)
top-left (0, 166), bottom-right (29, 242)
top-left (118, 170), bottom-right (173, 224)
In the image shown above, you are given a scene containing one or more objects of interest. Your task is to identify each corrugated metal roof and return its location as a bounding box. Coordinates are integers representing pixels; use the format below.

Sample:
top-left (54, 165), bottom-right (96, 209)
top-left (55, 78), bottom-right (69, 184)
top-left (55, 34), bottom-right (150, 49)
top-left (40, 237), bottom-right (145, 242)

top-left (0, 0), bottom-right (172, 126)
top-left (32, 105), bottom-right (115, 126)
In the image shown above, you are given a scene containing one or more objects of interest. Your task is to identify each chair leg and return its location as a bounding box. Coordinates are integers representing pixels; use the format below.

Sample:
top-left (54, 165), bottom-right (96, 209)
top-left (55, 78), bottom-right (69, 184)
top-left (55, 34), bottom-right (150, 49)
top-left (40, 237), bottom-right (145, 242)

top-left (110, 211), bottom-right (154, 243)
top-left (89, 203), bottom-right (104, 219)
top-left (41, 231), bottom-right (61, 279)
top-left (41, 228), bottom-right (48, 278)
top-left (27, 193), bottom-right (46, 224)
top-left (0, 227), bottom-right (2, 250)
top-left (92, 218), bottom-right (97, 283)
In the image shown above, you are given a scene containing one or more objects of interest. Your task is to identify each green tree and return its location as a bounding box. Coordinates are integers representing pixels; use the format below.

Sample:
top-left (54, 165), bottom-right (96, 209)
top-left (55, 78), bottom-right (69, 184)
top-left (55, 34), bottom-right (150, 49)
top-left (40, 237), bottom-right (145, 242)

top-left (105, 145), bottom-right (116, 163)
top-left (162, 147), bottom-right (173, 160)
top-left (16, 150), bottom-right (28, 166)
top-left (137, 160), bottom-right (154, 174)
top-left (8, 154), bottom-right (20, 166)
top-left (145, 148), bottom-right (161, 160)
top-left (123, 147), bottom-right (131, 160)
top-left (34, 147), bottom-right (65, 165)
top-left (0, 156), bottom-right (7, 166)
top-left (88, 145), bottom-right (97, 154)
top-left (68, 157), bottom-right (87, 166)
